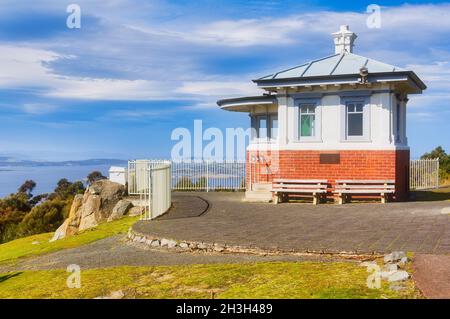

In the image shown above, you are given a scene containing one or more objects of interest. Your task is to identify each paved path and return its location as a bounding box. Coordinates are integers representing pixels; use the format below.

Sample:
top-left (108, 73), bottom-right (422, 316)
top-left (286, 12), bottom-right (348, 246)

top-left (413, 254), bottom-right (450, 299)
top-left (134, 192), bottom-right (450, 254)
top-left (0, 235), bottom-right (341, 273)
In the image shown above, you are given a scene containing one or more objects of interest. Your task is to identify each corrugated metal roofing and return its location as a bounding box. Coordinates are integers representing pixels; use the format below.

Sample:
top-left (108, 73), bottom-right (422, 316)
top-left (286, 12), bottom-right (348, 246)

top-left (258, 52), bottom-right (406, 80)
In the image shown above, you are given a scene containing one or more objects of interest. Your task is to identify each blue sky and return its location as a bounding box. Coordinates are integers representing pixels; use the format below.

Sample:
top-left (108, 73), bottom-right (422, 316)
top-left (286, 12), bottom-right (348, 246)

top-left (0, 0), bottom-right (449, 160)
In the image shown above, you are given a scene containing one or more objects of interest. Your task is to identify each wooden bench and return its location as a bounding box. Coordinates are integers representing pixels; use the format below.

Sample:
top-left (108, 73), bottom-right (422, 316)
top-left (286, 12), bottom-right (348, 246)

top-left (334, 180), bottom-right (395, 204)
top-left (272, 179), bottom-right (328, 205)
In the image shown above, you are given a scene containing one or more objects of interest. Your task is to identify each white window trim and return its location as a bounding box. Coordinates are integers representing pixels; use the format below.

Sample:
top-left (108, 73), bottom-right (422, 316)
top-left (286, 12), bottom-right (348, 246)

top-left (293, 98), bottom-right (322, 143)
top-left (340, 96), bottom-right (371, 142)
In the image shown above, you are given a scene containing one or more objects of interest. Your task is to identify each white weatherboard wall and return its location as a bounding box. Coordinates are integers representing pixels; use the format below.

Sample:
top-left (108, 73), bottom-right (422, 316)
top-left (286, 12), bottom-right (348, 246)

top-left (109, 166), bottom-right (127, 185)
top-left (248, 86), bottom-right (409, 152)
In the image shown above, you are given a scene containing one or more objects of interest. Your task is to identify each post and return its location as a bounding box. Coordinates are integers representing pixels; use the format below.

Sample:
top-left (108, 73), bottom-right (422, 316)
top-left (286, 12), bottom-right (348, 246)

top-left (206, 160), bottom-right (209, 192)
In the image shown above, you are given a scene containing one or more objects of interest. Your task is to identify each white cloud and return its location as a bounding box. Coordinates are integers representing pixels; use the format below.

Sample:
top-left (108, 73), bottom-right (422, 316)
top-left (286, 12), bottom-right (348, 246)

top-left (176, 80), bottom-right (260, 97)
top-left (0, 45), bottom-right (177, 101)
top-left (22, 103), bottom-right (58, 115)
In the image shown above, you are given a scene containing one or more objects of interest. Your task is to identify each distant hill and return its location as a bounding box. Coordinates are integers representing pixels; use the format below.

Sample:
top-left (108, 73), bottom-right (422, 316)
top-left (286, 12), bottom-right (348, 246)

top-left (0, 158), bottom-right (128, 167)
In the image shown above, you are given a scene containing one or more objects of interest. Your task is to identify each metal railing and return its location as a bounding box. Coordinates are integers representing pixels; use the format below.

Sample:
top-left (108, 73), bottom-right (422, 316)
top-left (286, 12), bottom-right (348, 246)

top-left (127, 160), bottom-right (171, 220)
top-left (410, 159), bottom-right (439, 190)
top-left (127, 158), bottom-right (440, 202)
top-left (128, 160), bottom-right (246, 194)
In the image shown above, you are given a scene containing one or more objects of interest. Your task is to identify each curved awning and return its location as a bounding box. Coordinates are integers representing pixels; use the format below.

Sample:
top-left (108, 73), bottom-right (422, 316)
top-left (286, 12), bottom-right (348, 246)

top-left (217, 95), bottom-right (277, 112)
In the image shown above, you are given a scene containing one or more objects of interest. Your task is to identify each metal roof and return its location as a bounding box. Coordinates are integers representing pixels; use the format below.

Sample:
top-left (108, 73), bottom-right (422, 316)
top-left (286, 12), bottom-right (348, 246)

top-left (257, 52), bottom-right (407, 80)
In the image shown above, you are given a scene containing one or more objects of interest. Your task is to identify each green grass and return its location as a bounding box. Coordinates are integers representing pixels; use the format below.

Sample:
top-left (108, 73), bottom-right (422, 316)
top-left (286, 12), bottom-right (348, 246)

top-left (0, 262), bottom-right (420, 299)
top-left (0, 216), bottom-right (139, 265)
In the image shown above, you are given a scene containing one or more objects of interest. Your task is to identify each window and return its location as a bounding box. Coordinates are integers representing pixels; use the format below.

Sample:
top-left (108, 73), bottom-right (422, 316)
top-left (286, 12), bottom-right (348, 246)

top-left (299, 104), bottom-right (316, 137)
top-left (346, 102), bottom-right (364, 137)
top-left (269, 114), bottom-right (278, 139)
top-left (256, 115), bottom-right (267, 139)
top-left (252, 114), bottom-right (278, 141)
top-left (340, 96), bottom-right (370, 142)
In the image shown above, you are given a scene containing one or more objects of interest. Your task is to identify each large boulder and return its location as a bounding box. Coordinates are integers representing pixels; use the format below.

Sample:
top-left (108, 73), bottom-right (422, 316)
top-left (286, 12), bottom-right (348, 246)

top-left (107, 200), bottom-right (133, 222)
top-left (50, 180), bottom-right (128, 241)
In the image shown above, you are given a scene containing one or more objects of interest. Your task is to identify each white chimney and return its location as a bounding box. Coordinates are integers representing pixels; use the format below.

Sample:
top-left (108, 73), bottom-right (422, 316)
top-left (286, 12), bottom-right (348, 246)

top-left (332, 25), bottom-right (357, 54)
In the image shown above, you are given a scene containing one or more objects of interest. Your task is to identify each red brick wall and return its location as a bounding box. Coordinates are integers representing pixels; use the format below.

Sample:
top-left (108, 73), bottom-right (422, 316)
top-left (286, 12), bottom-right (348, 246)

top-left (247, 149), bottom-right (410, 201)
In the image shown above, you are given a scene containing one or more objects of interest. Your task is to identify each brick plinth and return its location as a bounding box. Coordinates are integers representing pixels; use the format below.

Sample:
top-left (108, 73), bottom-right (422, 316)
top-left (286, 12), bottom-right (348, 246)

top-left (247, 149), bottom-right (410, 201)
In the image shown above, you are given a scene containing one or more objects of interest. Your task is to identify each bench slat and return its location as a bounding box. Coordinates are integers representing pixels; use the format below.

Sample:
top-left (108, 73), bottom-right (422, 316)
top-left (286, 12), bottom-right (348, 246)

top-left (335, 185), bottom-right (395, 189)
top-left (336, 179), bottom-right (395, 184)
top-left (272, 189), bottom-right (327, 193)
top-left (273, 179), bottom-right (328, 183)
top-left (273, 184), bottom-right (327, 189)
top-left (336, 190), bottom-right (395, 194)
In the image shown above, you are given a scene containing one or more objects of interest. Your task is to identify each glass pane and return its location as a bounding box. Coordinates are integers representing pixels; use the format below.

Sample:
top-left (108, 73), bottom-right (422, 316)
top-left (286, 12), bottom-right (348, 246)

top-left (270, 116), bottom-right (278, 139)
top-left (258, 117), bottom-right (267, 138)
top-left (348, 113), bottom-right (363, 136)
top-left (347, 104), bottom-right (355, 112)
top-left (300, 114), bottom-right (315, 137)
top-left (300, 105), bottom-right (308, 113)
top-left (356, 104), bottom-right (363, 112)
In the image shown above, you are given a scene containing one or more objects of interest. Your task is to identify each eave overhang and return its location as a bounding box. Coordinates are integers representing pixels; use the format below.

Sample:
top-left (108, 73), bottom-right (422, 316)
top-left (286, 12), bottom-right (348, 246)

top-left (217, 95), bottom-right (277, 112)
top-left (253, 71), bottom-right (427, 94)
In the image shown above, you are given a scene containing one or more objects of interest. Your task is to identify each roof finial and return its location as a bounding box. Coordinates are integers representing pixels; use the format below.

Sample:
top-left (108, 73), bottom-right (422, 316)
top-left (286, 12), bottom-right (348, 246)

top-left (332, 25), bottom-right (357, 54)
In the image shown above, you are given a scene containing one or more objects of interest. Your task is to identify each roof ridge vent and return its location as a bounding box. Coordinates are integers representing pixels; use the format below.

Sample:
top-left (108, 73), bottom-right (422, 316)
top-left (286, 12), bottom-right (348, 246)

top-left (332, 25), bottom-right (357, 54)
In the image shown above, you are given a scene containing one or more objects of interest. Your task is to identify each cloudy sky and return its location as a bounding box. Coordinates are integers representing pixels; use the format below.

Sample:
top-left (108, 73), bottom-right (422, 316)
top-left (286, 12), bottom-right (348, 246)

top-left (0, 0), bottom-right (449, 160)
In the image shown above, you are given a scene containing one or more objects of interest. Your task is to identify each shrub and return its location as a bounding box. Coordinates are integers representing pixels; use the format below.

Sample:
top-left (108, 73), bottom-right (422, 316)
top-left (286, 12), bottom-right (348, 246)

top-left (18, 198), bottom-right (71, 237)
top-left (87, 171), bottom-right (107, 184)
top-left (421, 146), bottom-right (450, 184)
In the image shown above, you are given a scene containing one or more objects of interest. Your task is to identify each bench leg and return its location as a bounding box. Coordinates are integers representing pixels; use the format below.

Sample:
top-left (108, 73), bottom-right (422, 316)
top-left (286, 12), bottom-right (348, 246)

top-left (313, 193), bottom-right (319, 205)
top-left (381, 193), bottom-right (386, 204)
top-left (273, 193), bottom-right (279, 204)
top-left (337, 194), bottom-right (344, 205)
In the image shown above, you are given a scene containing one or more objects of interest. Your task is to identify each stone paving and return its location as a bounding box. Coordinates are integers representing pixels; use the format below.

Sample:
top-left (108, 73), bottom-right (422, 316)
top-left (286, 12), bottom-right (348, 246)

top-left (134, 192), bottom-right (450, 254)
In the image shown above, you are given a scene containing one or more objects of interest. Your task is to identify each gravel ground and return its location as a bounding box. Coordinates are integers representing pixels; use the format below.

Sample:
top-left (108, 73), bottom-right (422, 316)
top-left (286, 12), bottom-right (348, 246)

top-left (413, 254), bottom-right (450, 299)
top-left (0, 235), bottom-right (346, 273)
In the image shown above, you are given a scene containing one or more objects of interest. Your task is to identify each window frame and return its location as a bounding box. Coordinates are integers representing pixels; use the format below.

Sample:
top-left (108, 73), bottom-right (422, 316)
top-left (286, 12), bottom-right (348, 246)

top-left (251, 112), bottom-right (278, 143)
top-left (340, 96), bottom-right (371, 142)
top-left (294, 98), bottom-right (322, 142)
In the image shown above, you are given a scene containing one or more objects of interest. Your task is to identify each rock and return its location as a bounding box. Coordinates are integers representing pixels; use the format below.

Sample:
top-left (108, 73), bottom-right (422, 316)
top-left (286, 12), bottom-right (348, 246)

top-left (50, 180), bottom-right (126, 241)
top-left (160, 238), bottom-right (177, 248)
top-left (197, 243), bottom-right (207, 250)
top-left (179, 242), bottom-right (189, 249)
top-left (399, 256), bottom-right (409, 265)
top-left (32, 241), bottom-right (41, 245)
top-left (388, 271), bottom-right (410, 282)
top-left (78, 195), bottom-right (102, 231)
top-left (50, 219), bottom-right (69, 242)
top-left (95, 290), bottom-right (125, 299)
top-left (128, 206), bottom-right (145, 216)
top-left (151, 240), bottom-right (160, 247)
top-left (383, 264), bottom-right (399, 272)
top-left (213, 244), bottom-right (225, 252)
top-left (107, 200), bottom-right (133, 222)
top-left (380, 271), bottom-right (396, 280)
top-left (384, 251), bottom-right (407, 263)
